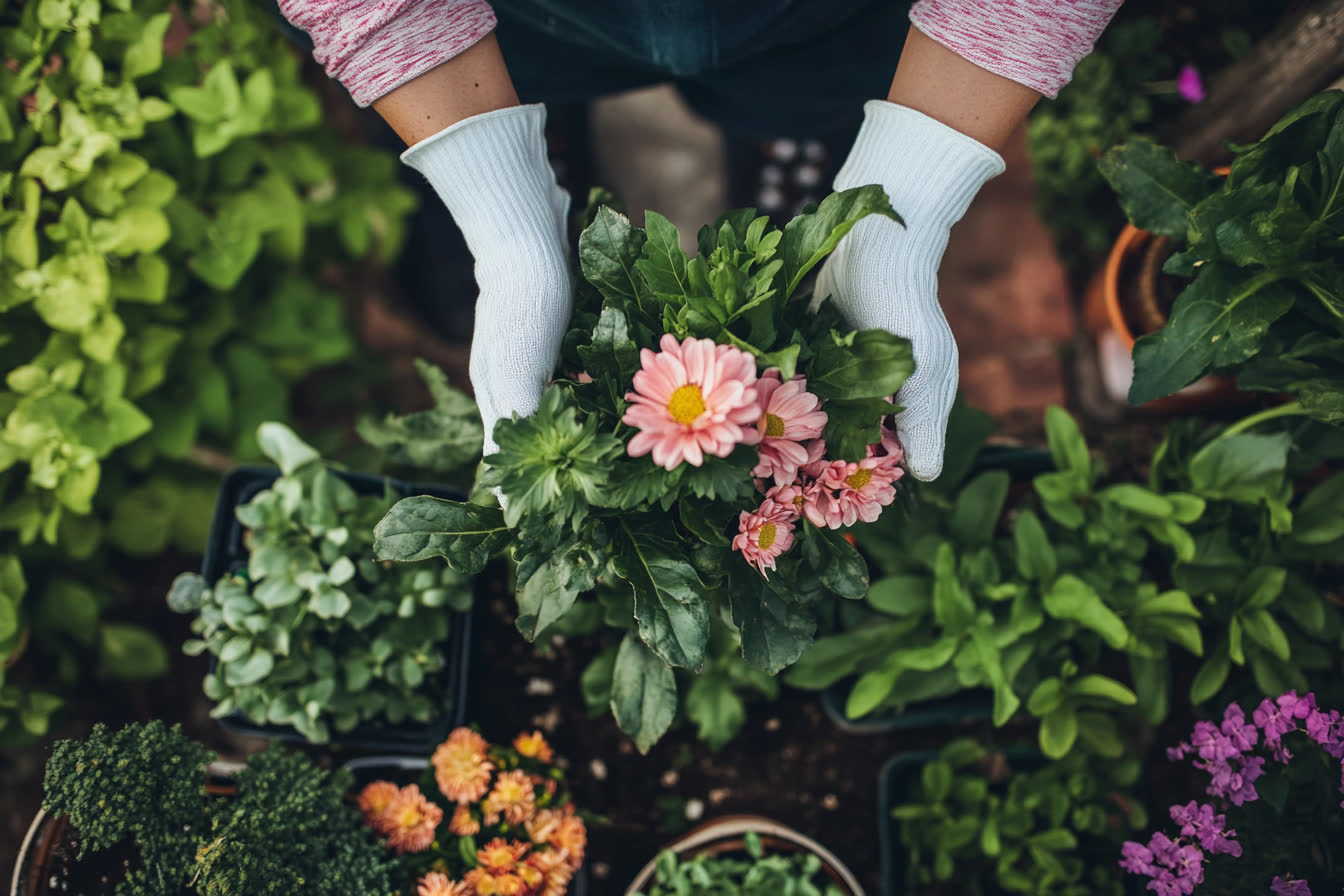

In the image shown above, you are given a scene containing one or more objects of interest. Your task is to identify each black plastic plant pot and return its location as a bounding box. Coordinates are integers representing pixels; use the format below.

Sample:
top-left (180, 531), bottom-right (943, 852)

top-left (343, 757), bottom-right (589, 896)
top-left (821, 446), bottom-right (1053, 736)
top-left (199, 466), bottom-right (474, 754)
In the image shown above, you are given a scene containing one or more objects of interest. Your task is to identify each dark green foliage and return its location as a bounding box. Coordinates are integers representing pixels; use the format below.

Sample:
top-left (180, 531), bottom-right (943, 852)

top-left (891, 741), bottom-right (1144, 896)
top-left (42, 722), bottom-right (392, 895)
top-left (1100, 90), bottom-right (1344, 412)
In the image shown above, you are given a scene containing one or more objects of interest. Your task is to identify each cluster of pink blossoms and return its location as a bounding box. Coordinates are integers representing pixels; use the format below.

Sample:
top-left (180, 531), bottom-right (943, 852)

top-left (621, 335), bottom-right (903, 578)
top-left (1120, 691), bottom-right (1344, 896)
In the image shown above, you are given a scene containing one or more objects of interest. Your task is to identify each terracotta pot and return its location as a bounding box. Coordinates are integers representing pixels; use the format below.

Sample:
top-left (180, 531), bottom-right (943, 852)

top-left (1083, 168), bottom-right (1248, 412)
top-left (623, 814), bottom-right (865, 895)
top-left (12, 762), bottom-right (242, 896)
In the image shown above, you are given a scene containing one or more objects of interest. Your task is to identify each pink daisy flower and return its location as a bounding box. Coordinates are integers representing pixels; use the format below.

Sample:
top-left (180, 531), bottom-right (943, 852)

top-left (869, 422), bottom-right (905, 474)
top-left (763, 483), bottom-right (808, 523)
top-left (797, 438), bottom-right (829, 481)
top-left (750, 370), bottom-right (828, 486)
top-left (733, 499), bottom-right (796, 578)
top-left (806, 456), bottom-right (902, 528)
top-left (623, 335), bottom-right (762, 470)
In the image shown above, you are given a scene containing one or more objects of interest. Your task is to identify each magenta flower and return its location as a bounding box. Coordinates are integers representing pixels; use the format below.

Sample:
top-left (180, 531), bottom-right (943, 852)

top-left (1170, 802), bottom-right (1240, 857)
top-left (1254, 696), bottom-right (1296, 744)
top-left (1191, 721), bottom-right (1240, 762)
top-left (1221, 703), bottom-right (1259, 752)
top-left (1177, 64), bottom-right (1204, 103)
top-left (1119, 841), bottom-right (1156, 876)
top-left (623, 335), bottom-right (761, 470)
top-left (750, 369), bottom-right (827, 486)
top-left (1270, 877), bottom-right (1312, 896)
top-left (1305, 708), bottom-right (1344, 758)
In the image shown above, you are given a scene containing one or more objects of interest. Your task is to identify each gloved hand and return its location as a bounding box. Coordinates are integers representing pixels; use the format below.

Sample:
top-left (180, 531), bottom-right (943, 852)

top-left (402, 104), bottom-right (572, 457)
top-left (816, 100), bottom-right (1005, 480)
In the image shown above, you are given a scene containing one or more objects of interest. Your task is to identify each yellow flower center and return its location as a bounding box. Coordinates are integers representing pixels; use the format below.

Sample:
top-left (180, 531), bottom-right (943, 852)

top-left (763, 413), bottom-right (785, 438)
top-left (792, 494), bottom-right (805, 506)
top-left (667, 384), bottom-right (706, 424)
top-left (845, 469), bottom-right (873, 490)
top-left (394, 805), bottom-right (424, 828)
top-left (757, 522), bottom-right (777, 550)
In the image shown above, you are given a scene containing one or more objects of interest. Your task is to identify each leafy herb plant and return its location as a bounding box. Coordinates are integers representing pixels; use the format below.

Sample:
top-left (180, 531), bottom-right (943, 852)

top-left (633, 830), bottom-right (846, 896)
top-left (373, 188), bottom-right (917, 751)
top-left (1099, 89), bottom-right (1344, 417)
top-left (891, 739), bottom-right (1144, 896)
top-left (41, 720), bottom-right (393, 895)
top-left (169, 424), bottom-right (471, 744)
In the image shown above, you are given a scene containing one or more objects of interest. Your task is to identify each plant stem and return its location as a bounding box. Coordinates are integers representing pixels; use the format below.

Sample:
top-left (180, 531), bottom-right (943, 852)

top-left (1218, 401), bottom-right (1305, 439)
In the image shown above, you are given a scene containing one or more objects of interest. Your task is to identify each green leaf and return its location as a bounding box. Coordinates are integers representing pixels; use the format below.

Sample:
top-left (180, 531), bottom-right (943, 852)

top-left (821, 396), bottom-right (895, 461)
top-left (728, 581), bottom-right (816, 675)
top-left (1188, 431), bottom-right (1291, 505)
top-left (684, 672), bottom-right (746, 751)
top-left (613, 523), bottom-right (709, 670)
top-left (1042, 575), bottom-right (1129, 649)
top-left (1070, 674), bottom-right (1137, 706)
top-left (256, 423), bottom-right (321, 475)
top-left (806, 328), bottom-right (915, 401)
top-left (610, 633), bottom-right (677, 753)
top-left (635, 211), bottom-right (691, 301)
top-left (516, 536), bottom-right (602, 640)
top-left (1100, 483), bottom-right (1172, 517)
top-left (355, 360), bottom-right (483, 474)
top-left (577, 306), bottom-right (640, 406)
top-left (970, 626), bottom-right (1021, 726)
top-left (373, 497), bottom-right (511, 575)
top-left (949, 471), bottom-right (1010, 546)
top-left (1098, 139), bottom-right (1222, 236)
top-left (1190, 638), bottom-right (1230, 704)
top-left (846, 656), bottom-right (901, 718)
top-left (98, 623), bottom-right (169, 680)
top-left (579, 207), bottom-right (648, 305)
top-left (932, 544), bottom-right (976, 630)
top-left (1012, 510), bottom-right (1057, 581)
top-left (780, 185), bottom-right (901, 297)
top-left (1295, 474), bottom-right (1344, 544)
top-left (1039, 705), bottom-right (1079, 759)
top-left (1241, 608), bottom-right (1291, 661)
top-left (1130, 267), bottom-right (1295, 404)
top-left (800, 525), bottom-right (868, 599)
top-left (867, 575), bottom-right (932, 617)
top-left (1044, 406), bottom-right (1090, 477)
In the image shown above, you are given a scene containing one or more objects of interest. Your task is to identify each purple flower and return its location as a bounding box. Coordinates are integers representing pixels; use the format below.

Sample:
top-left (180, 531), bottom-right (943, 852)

top-left (1228, 756), bottom-right (1266, 806)
top-left (1150, 869), bottom-right (1182, 896)
top-left (1177, 64), bottom-right (1205, 103)
top-left (1255, 697), bottom-right (1295, 744)
top-left (1167, 742), bottom-right (1192, 761)
top-left (1270, 740), bottom-right (1294, 764)
top-left (1121, 840), bottom-right (1157, 876)
top-left (1172, 843), bottom-right (1205, 889)
top-left (1150, 831), bottom-right (1181, 866)
top-left (1270, 876), bottom-right (1312, 896)
top-left (1306, 709), bottom-right (1344, 759)
top-left (1168, 801), bottom-right (1241, 857)
top-left (1221, 704), bottom-right (1259, 752)
top-left (1191, 720), bottom-right (1240, 762)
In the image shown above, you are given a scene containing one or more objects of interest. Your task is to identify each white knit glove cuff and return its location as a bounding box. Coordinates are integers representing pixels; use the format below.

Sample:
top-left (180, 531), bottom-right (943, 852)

top-left (402, 105), bottom-right (572, 460)
top-left (836, 100), bottom-right (1005, 236)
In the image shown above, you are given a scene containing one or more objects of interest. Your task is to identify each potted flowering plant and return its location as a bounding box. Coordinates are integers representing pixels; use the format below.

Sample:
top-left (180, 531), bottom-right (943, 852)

top-left (13, 721), bottom-right (392, 896)
top-left (625, 815), bottom-right (863, 895)
top-left (348, 726), bottom-right (588, 895)
top-left (1119, 691), bottom-right (1344, 894)
top-left (168, 422), bottom-right (474, 749)
top-left (373, 188), bottom-right (915, 751)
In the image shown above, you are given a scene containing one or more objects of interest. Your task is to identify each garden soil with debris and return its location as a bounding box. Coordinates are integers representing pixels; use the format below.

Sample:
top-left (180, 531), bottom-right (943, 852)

top-left (1, 549), bottom-right (1002, 894)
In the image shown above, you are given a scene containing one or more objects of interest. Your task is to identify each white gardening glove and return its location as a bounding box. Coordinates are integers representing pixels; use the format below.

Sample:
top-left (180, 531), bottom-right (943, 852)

top-left (402, 104), bottom-right (572, 457)
top-left (816, 101), bottom-right (1005, 480)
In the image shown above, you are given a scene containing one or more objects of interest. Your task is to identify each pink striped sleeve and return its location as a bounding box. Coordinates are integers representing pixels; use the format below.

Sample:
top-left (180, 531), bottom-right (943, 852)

top-left (909, 0), bottom-right (1124, 98)
top-left (278, 0), bottom-right (497, 107)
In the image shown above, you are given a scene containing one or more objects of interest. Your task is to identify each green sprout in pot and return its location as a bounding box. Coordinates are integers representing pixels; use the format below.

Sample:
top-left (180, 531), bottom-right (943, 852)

top-left (168, 424), bottom-right (471, 743)
top-left (634, 831), bottom-right (847, 896)
top-left (37, 721), bottom-right (393, 894)
top-left (890, 739), bottom-right (1145, 896)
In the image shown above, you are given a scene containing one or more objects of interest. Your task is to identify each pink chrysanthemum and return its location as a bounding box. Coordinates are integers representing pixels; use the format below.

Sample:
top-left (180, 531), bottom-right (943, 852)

top-left (484, 769), bottom-right (537, 826)
top-left (382, 784), bottom-right (443, 854)
top-left (763, 483), bottom-right (807, 522)
top-left (806, 456), bottom-right (903, 528)
top-left (750, 369), bottom-right (828, 486)
top-left (868, 422), bottom-right (905, 474)
top-left (623, 335), bottom-right (762, 470)
top-left (417, 872), bottom-right (467, 896)
top-left (733, 499), bottom-right (797, 577)
top-left (798, 438), bottom-right (829, 481)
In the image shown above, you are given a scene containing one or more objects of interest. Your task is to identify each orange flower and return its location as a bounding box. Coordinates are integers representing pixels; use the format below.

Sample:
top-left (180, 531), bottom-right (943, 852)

top-left (449, 803), bottom-right (480, 837)
top-left (477, 837), bottom-right (530, 873)
top-left (513, 730), bottom-right (554, 763)
top-left (382, 784), bottom-right (443, 854)
top-left (463, 869), bottom-right (527, 896)
top-left (543, 862), bottom-right (574, 896)
top-left (433, 728), bottom-right (495, 804)
top-left (517, 861), bottom-right (545, 892)
top-left (358, 780), bottom-right (401, 830)
top-left (525, 808), bottom-right (561, 845)
top-left (417, 872), bottom-right (468, 896)
top-left (554, 812), bottom-right (587, 870)
top-left (484, 769), bottom-right (537, 826)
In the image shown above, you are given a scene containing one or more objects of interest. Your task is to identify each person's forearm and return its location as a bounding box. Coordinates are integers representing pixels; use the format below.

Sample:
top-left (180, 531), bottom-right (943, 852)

top-left (372, 32), bottom-right (519, 146)
top-left (886, 25), bottom-right (1040, 152)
